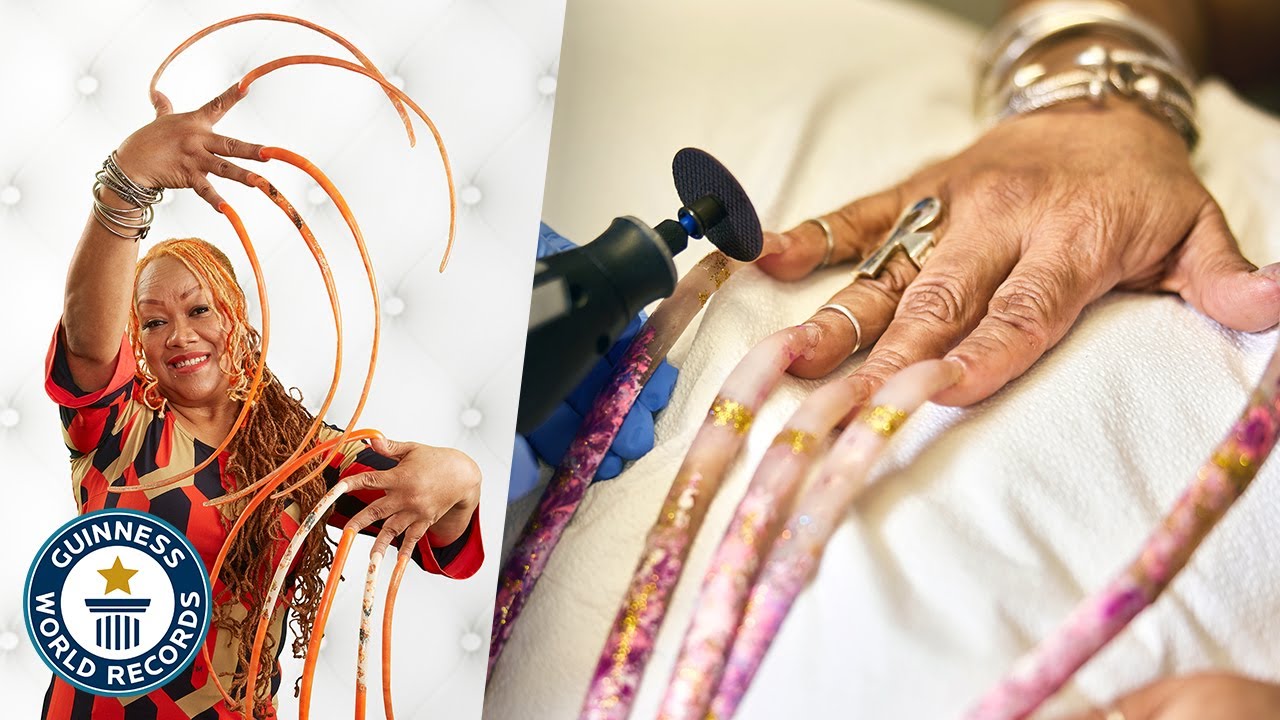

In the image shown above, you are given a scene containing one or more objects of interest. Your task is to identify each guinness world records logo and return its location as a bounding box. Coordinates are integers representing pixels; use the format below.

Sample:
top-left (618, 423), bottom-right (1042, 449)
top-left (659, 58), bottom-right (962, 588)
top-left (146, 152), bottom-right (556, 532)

top-left (24, 509), bottom-right (211, 696)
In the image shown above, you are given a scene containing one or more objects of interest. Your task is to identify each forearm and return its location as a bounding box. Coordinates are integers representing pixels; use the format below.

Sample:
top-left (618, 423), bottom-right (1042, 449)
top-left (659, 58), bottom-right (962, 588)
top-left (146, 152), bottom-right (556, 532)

top-left (1004, 0), bottom-right (1280, 86)
top-left (62, 184), bottom-right (142, 374)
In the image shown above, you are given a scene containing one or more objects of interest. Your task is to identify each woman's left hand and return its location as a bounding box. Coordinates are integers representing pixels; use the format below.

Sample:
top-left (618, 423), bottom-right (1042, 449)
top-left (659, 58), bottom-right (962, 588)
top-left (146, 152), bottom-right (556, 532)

top-left (342, 437), bottom-right (482, 556)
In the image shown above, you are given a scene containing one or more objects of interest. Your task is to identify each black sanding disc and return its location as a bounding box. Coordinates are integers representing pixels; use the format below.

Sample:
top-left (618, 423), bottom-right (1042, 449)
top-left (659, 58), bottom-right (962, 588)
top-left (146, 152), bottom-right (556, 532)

top-left (671, 148), bottom-right (763, 262)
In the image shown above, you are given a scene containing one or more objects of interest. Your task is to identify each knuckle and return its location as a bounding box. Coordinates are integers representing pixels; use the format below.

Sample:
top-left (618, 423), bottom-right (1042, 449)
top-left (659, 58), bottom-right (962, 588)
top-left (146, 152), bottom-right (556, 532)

top-left (950, 331), bottom-right (1006, 367)
top-left (857, 346), bottom-right (912, 383)
top-left (833, 188), bottom-right (903, 255)
top-left (967, 165), bottom-right (1044, 215)
top-left (855, 258), bottom-right (916, 305)
top-left (988, 278), bottom-right (1059, 348)
top-left (898, 277), bottom-right (965, 325)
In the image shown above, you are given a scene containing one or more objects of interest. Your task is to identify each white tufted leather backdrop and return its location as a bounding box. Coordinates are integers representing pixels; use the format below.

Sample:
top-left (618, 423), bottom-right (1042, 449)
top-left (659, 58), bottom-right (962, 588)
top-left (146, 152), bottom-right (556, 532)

top-left (0, 1), bottom-right (563, 717)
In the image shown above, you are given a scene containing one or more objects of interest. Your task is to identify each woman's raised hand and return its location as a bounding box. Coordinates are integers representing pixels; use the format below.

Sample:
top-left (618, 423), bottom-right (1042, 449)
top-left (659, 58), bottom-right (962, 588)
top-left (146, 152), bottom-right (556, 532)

top-left (112, 84), bottom-right (265, 209)
top-left (761, 100), bottom-right (1280, 406)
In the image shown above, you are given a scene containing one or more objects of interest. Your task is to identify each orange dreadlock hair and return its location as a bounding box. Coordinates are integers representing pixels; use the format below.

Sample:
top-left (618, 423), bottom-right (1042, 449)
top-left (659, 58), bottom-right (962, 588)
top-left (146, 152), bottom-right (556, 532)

top-left (130, 238), bottom-right (334, 717)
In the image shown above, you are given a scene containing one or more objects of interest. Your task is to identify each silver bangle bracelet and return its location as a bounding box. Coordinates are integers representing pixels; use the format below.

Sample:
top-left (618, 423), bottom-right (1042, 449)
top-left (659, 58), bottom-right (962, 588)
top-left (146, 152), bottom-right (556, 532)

top-left (91, 182), bottom-right (153, 240)
top-left (102, 151), bottom-right (163, 206)
top-left (977, 0), bottom-right (1192, 94)
top-left (991, 45), bottom-right (1199, 149)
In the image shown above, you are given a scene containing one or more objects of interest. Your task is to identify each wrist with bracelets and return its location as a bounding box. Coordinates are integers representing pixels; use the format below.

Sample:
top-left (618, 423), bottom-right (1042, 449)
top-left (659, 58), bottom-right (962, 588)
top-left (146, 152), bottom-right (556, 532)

top-left (975, 0), bottom-right (1199, 150)
top-left (92, 151), bottom-right (164, 240)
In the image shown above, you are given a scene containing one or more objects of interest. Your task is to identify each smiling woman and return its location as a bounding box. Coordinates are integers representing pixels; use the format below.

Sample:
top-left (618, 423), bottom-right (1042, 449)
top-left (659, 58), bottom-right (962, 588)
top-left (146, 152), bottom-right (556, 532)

top-left (44, 87), bottom-right (483, 719)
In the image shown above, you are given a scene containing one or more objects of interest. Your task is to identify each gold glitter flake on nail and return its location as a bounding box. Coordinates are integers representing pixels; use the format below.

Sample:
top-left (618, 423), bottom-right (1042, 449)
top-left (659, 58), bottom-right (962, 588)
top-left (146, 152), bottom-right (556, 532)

top-left (613, 576), bottom-right (658, 671)
top-left (697, 290), bottom-right (711, 307)
top-left (862, 405), bottom-right (907, 436)
top-left (1211, 446), bottom-right (1258, 493)
top-left (703, 253), bottom-right (731, 288)
top-left (710, 396), bottom-right (754, 434)
top-left (772, 428), bottom-right (817, 455)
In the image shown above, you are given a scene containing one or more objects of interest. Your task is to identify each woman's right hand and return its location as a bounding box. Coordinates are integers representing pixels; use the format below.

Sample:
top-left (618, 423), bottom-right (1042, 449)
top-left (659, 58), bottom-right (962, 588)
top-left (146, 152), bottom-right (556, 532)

top-left (112, 84), bottom-right (265, 209)
top-left (1066, 673), bottom-right (1280, 720)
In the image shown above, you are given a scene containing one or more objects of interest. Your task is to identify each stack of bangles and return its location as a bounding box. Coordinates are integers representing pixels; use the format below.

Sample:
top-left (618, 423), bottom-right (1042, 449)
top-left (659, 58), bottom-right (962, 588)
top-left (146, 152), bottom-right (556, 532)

top-left (976, 0), bottom-right (1199, 149)
top-left (92, 151), bottom-right (164, 240)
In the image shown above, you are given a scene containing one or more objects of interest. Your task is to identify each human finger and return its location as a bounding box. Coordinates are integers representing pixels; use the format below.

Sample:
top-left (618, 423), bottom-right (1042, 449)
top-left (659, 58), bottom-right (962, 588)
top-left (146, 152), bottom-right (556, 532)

top-left (399, 521), bottom-right (432, 558)
top-left (757, 187), bottom-right (905, 281)
top-left (847, 222), bottom-right (1018, 390)
top-left (191, 175), bottom-right (228, 211)
top-left (937, 242), bottom-right (1104, 406)
top-left (612, 404), bottom-right (655, 460)
top-left (152, 91), bottom-right (174, 117)
top-left (371, 515), bottom-right (414, 558)
top-left (597, 451), bottom-right (625, 480)
top-left (369, 436), bottom-right (412, 460)
top-left (199, 83), bottom-right (247, 124)
top-left (205, 133), bottom-right (266, 162)
top-left (788, 252), bottom-right (916, 378)
top-left (202, 156), bottom-right (259, 188)
top-left (344, 496), bottom-right (397, 534)
top-left (1161, 199), bottom-right (1280, 332)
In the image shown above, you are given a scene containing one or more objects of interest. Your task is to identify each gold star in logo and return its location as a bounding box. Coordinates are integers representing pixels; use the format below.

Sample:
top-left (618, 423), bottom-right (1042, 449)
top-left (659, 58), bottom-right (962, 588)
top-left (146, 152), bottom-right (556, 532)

top-left (98, 556), bottom-right (138, 595)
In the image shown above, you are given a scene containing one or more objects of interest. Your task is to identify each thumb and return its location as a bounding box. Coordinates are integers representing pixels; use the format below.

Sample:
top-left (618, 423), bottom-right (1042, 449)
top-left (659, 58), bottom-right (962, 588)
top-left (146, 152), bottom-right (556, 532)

top-left (369, 436), bottom-right (411, 459)
top-left (1166, 199), bottom-right (1280, 332)
top-left (152, 91), bottom-right (173, 117)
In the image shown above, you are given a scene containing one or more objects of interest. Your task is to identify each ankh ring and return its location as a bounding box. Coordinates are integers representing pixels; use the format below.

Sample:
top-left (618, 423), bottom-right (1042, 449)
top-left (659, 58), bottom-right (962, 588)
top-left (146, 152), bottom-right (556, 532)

top-left (804, 216), bottom-right (836, 268)
top-left (852, 197), bottom-right (942, 281)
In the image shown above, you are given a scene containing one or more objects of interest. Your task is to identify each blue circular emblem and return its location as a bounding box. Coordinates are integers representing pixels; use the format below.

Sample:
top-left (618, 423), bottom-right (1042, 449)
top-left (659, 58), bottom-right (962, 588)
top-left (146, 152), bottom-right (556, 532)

top-left (24, 508), bottom-right (211, 696)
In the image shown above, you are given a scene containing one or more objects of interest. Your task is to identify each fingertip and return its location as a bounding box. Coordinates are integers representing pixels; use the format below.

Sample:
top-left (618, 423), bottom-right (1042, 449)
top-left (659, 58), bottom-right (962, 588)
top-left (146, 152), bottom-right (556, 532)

top-left (638, 361), bottom-right (679, 412)
top-left (1183, 263), bottom-right (1280, 333)
top-left (760, 231), bottom-right (790, 257)
top-left (1233, 266), bottom-right (1280, 331)
top-left (930, 353), bottom-right (996, 407)
top-left (800, 322), bottom-right (822, 354)
top-left (786, 320), bottom-right (845, 379)
top-left (755, 228), bottom-right (815, 281)
top-left (941, 356), bottom-right (966, 386)
top-left (596, 452), bottom-right (623, 480)
top-left (612, 407), bottom-right (655, 460)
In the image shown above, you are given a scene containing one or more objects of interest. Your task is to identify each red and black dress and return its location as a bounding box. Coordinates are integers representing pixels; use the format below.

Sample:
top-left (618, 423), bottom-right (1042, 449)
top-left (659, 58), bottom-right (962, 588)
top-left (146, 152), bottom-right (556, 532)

top-left (41, 326), bottom-right (483, 719)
